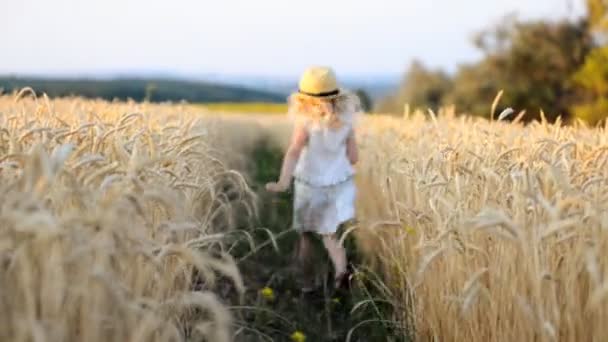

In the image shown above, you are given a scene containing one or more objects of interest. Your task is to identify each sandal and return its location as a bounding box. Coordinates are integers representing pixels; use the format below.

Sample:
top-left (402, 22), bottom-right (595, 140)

top-left (300, 275), bottom-right (319, 294)
top-left (301, 286), bottom-right (316, 294)
top-left (334, 264), bottom-right (355, 290)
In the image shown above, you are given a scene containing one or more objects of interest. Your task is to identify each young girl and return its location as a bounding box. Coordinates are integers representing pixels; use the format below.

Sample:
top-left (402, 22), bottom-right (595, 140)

top-left (265, 66), bottom-right (360, 292)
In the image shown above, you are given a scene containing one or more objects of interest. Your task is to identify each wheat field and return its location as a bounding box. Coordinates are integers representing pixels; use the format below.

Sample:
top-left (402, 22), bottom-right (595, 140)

top-left (0, 90), bottom-right (257, 342)
top-left (2, 90), bottom-right (608, 341)
top-left (353, 107), bottom-right (608, 341)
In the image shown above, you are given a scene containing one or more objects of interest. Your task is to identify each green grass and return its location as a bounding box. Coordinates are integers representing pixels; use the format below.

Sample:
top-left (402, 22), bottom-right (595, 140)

top-left (198, 102), bottom-right (288, 114)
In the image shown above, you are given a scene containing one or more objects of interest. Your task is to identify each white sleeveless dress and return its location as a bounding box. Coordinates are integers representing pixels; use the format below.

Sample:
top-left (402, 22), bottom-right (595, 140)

top-left (292, 119), bottom-right (357, 235)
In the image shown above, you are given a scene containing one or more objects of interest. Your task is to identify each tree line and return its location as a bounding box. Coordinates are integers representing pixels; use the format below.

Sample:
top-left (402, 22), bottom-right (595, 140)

top-left (376, 0), bottom-right (608, 125)
top-left (0, 78), bottom-right (284, 104)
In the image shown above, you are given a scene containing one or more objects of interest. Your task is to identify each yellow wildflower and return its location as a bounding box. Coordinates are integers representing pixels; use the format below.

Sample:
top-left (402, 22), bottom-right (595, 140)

top-left (403, 224), bottom-right (416, 235)
top-left (291, 330), bottom-right (306, 342)
top-left (260, 286), bottom-right (275, 302)
top-left (354, 271), bottom-right (366, 282)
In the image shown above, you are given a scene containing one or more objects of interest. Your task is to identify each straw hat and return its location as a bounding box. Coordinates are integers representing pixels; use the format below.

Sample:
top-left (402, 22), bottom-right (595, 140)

top-left (297, 66), bottom-right (342, 99)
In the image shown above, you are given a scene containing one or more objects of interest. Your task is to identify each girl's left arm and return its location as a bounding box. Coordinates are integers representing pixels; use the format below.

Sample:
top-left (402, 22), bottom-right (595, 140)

top-left (265, 122), bottom-right (308, 192)
top-left (346, 129), bottom-right (359, 165)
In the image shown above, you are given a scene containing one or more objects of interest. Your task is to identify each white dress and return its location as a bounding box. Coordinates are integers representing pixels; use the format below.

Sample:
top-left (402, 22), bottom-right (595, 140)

top-left (292, 117), bottom-right (357, 235)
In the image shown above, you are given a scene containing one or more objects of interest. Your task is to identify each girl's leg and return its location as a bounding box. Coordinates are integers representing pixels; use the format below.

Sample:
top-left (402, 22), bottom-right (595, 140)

top-left (296, 233), bottom-right (315, 290)
top-left (297, 233), bottom-right (311, 267)
top-left (321, 234), bottom-right (347, 283)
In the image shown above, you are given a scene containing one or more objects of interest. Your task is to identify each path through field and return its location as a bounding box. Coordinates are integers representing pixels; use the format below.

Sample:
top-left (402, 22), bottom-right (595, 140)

top-left (225, 135), bottom-right (406, 342)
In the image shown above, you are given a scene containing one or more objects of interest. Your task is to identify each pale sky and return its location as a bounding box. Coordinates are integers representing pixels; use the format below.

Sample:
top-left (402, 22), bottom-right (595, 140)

top-left (1, 0), bottom-right (586, 78)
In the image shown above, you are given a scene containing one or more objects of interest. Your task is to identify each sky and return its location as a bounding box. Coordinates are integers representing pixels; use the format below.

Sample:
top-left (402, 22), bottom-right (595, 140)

top-left (0, 0), bottom-right (587, 78)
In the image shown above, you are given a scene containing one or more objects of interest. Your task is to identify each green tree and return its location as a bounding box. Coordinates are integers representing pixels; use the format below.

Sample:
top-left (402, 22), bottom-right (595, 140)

top-left (144, 82), bottom-right (158, 102)
top-left (571, 46), bottom-right (608, 125)
top-left (354, 89), bottom-right (373, 113)
top-left (443, 61), bottom-right (498, 117)
top-left (587, 0), bottom-right (608, 33)
top-left (375, 60), bottom-right (452, 114)
top-left (569, 1), bottom-right (608, 125)
top-left (447, 16), bottom-right (592, 121)
top-left (377, 17), bottom-right (592, 121)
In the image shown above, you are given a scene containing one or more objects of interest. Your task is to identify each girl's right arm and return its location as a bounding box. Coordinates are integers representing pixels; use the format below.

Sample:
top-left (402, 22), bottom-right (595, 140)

top-left (265, 122), bottom-right (308, 192)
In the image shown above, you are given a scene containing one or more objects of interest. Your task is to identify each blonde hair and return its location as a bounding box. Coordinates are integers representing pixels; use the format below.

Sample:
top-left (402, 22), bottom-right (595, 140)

top-left (287, 91), bottom-right (361, 129)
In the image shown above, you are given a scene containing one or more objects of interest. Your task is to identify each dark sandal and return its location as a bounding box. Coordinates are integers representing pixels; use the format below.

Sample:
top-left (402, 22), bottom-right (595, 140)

top-left (334, 264), bottom-right (355, 290)
top-left (301, 286), bottom-right (316, 294)
top-left (300, 276), bottom-right (319, 294)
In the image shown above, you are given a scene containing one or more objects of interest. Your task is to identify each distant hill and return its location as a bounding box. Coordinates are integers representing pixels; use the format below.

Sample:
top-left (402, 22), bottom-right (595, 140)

top-left (0, 77), bottom-right (285, 103)
top-left (196, 74), bottom-right (400, 101)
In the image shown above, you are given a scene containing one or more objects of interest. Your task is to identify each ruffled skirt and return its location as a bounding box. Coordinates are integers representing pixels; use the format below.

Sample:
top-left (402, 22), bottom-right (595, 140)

top-left (292, 178), bottom-right (356, 235)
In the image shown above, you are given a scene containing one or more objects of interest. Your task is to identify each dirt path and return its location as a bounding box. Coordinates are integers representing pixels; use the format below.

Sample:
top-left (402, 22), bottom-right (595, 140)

top-left (223, 136), bottom-right (408, 342)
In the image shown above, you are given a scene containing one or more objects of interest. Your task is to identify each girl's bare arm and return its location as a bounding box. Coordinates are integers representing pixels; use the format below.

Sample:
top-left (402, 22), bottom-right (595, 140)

top-left (346, 130), bottom-right (358, 165)
top-left (266, 123), bottom-right (308, 192)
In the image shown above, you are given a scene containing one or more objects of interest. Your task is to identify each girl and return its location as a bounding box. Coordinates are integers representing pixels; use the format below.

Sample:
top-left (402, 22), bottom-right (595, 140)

top-left (265, 66), bottom-right (360, 292)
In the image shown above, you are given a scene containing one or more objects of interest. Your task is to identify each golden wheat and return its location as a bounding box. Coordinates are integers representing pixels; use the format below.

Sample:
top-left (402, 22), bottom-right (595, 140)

top-left (218, 105), bottom-right (608, 341)
top-left (7, 89), bottom-right (608, 341)
top-left (0, 92), bottom-right (256, 342)
top-left (353, 107), bottom-right (608, 341)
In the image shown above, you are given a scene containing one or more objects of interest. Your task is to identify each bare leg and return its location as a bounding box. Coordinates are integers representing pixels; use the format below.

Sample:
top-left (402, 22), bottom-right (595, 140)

top-left (322, 234), bottom-right (347, 283)
top-left (296, 233), bottom-right (314, 290)
top-left (297, 233), bottom-right (311, 267)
